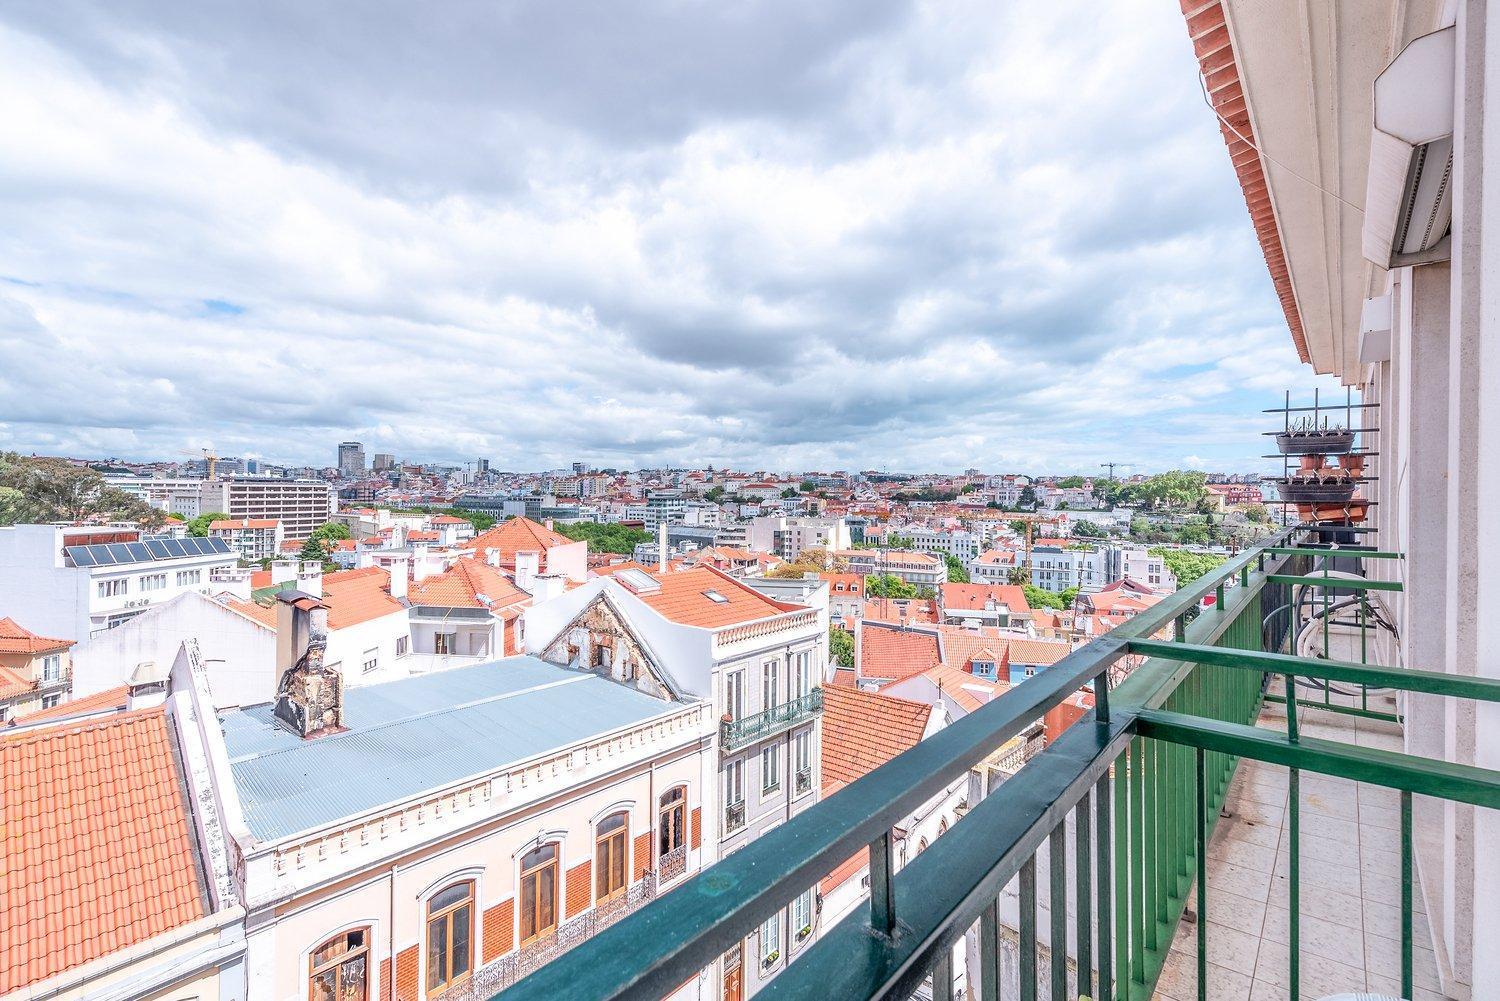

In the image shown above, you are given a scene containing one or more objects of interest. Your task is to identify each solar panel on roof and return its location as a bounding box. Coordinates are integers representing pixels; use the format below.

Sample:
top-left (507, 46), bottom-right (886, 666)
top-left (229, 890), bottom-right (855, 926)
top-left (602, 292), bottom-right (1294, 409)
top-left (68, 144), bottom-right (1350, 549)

top-left (66, 546), bottom-right (95, 567)
top-left (188, 537), bottom-right (210, 555)
top-left (106, 544), bottom-right (132, 564)
top-left (144, 539), bottom-right (171, 559)
top-left (206, 537), bottom-right (232, 555)
top-left (126, 542), bottom-right (152, 562)
top-left (164, 538), bottom-right (187, 557)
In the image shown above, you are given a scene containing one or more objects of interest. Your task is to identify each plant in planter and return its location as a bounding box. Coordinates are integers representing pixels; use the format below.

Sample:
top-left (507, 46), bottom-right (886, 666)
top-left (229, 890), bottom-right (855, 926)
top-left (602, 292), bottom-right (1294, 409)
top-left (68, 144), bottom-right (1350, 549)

top-left (797, 925), bottom-right (813, 941)
top-left (763, 950), bottom-right (780, 967)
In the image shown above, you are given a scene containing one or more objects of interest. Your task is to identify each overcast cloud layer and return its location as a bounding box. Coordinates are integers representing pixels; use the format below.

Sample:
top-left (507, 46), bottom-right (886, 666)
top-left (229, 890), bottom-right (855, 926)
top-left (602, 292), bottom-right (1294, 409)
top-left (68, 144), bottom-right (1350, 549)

top-left (0, 0), bottom-right (1340, 473)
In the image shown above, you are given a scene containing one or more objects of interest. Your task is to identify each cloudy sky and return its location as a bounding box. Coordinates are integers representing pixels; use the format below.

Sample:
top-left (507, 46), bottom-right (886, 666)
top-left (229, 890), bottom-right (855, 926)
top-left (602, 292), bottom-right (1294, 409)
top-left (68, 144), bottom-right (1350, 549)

top-left (0, 0), bottom-right (1341, 474)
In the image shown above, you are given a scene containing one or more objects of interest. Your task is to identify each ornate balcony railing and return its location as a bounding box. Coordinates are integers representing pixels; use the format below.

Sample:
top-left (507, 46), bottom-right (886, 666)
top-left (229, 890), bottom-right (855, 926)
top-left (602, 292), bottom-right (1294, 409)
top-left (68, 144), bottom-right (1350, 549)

top-left (496, 527), bottom-right (1500, 1001)
top-left (724, 800), bottom-right (745, 834)
top-left (452, 879), bottom-right (656, 1001)
top-left (655, 844), bottom-right (688, 888)
top-left (795, 766), bottom-right (813, 796)
top-left (720, 688), bottom-right (824, 752)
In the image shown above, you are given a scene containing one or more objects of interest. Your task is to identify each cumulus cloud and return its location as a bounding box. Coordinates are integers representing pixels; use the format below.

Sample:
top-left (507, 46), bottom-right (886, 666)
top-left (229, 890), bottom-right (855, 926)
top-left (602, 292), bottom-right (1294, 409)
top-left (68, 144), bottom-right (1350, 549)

top-left (0, 0), bottom-right (1341, 473)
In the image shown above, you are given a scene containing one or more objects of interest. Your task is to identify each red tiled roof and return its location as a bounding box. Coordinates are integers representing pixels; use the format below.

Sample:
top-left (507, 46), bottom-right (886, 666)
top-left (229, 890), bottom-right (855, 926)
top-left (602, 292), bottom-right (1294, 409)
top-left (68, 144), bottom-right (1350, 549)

top-left (920, 664), bottom-right (1009, 713)
top-left (939, 583), bottom-right (1031, 614)
top-left (222, 598), bottom-right (279, 629)
top-left (407, 558), bottom-right (529, 611)
top-left (937, 626), bottom-right (1071, 671)
top-left (593, 560), bottom-right (657, 577)
top-left (830, 666), bottom-right (858, 689)
top-left (0, 618), bottom-right (74, 655)
top-left (0, 665), bottom-right (34, 700)
top-left (12, 686), bottom-right (129, 726)
top-left (857, 622), bottom-right (942, 684)
top-left (466, 517), bottom-right (574, 564)
top-left (821, 686), bottom-right (932, 790)
top-left (1180, 0), bottom-right (1309, 362)
top-left (0, 707), bottom-right (206, 991)
top-left (321, 568), bottom-right (407, 629)
top-left (635, 566), bottom-right (795, 629)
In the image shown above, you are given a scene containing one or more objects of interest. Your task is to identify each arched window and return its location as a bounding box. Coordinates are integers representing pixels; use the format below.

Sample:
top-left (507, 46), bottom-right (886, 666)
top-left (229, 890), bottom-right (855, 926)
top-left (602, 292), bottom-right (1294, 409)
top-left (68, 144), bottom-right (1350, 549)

top-left (595, 812), bottom-right (629, 902)
top-left (938, 818), bottom-right (948, 835)
top-left (916, 837), bottom-right (929, 854)
top-left (658, 786), bottom-right (687, 857)
top-left (520, 843), bottom-right (559, 944)
top-left (426, 881), bottom-right (474, 995)
top-left (309, 927), bottom-right (369, 1001)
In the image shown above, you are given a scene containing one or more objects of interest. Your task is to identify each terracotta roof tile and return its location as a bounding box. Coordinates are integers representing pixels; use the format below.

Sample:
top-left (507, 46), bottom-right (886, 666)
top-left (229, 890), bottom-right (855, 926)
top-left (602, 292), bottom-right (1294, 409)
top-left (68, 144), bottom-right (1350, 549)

top-left (0, 664), bottom-right (34, 700)
top-left (11, 686), bottom-right (129, 726)
top-left (0, 618), bottom-right (74, 655)
top-left (320, 568), bottom-right (407, 629)
top-left (0, 707), bottom-right (205, 991)
top-left (466, 517), bottom-right (574, 567)
top-left (920, 664), bottom-right (1009, 713)
top-left (635, 566), bottom-right (794, 629)
top-left (821, 686), bottom-right (932, 790)
top-left (857, 621), bottom-right (942, 684)
top-left (407, 559), bottom-right (529, 611)
top-left (936, 626), bottom-right (1071, 671)
top-left (939, 584), bottom-right (1031, 614)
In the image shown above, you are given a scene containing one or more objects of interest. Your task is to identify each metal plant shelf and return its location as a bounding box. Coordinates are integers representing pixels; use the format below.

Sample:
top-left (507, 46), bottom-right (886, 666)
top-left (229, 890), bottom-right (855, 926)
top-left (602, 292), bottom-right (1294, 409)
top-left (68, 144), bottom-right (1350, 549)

top-left (721, 689), bottom-right (824, 752)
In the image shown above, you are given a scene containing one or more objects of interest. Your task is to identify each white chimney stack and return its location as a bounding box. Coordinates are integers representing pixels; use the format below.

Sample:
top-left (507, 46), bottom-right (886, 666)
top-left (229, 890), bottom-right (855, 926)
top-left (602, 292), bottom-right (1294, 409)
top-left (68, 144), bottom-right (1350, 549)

top-left (297, 561), bottom-right (323, 598)
top-left (485, 547), bottom-right (501, 569)
top-left (387, 558), bottom-right (408, 600)
top-left (127, 661), bottom-right (169, 710)
top-left (271, 559), bottom-right (298, 586)
top-left (515, 550), bottom-right (540, 594)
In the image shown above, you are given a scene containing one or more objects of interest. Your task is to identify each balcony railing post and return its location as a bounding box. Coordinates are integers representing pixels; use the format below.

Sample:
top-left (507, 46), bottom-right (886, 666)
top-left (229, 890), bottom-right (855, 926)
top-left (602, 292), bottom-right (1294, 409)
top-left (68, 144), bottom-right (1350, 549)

top-left (868, 828), bottom-right (897, 938)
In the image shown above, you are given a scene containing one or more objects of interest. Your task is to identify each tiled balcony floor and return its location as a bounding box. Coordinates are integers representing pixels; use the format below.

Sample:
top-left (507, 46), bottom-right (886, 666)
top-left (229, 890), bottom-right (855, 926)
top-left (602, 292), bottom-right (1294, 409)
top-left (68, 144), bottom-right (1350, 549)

top-left (1154, 689), bottom-right (1456, 1001)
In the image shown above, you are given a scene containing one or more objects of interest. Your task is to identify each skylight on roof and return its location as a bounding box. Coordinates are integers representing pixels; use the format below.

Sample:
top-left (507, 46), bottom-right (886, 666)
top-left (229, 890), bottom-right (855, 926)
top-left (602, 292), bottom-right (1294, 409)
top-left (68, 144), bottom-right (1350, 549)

top-left (702, 589), bottom-right (729, 603)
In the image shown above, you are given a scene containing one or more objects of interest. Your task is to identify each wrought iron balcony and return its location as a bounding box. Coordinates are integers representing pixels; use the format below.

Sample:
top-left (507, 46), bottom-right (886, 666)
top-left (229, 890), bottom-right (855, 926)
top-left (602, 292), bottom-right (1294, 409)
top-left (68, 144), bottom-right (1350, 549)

top-left (795, 766), bottom-right (813, 796)
top-left (724, 800), bottom-right (745, 834)
top-left (495, 528), bottom-right (1499, 1001)
top-left (720, 688), bottom-right (824, 752)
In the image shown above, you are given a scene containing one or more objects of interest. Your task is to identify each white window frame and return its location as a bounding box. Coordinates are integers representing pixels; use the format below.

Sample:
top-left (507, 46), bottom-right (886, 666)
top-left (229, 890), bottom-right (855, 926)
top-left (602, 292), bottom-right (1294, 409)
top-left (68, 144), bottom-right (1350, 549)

top-left (794, 730), bottom-right (812, 774)
top-left (41, 654), bottom-right (61, 683)
top-left (761, 744), bottom-right (780, 794)
top-left (760, 913), bottom-right (782, 966)
top-left (362, 648), bottom-right (379, 675)
top-left (724, 759), bottom-right (744, 807)
top-left (792, 889), bottom-right (813, 942)
top-left (793, 651), bottom-right (812, 698)
top-left (725, 669), bottom-right (745, 721)
top-left (762, 659), bottom-right (780, 711)
top-left (96, 578), bottom-right (127, 598)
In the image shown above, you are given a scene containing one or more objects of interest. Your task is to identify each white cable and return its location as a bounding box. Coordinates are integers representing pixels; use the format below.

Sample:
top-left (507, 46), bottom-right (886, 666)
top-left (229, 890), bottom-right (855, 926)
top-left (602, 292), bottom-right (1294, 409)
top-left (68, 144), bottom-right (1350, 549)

top-left (1290, 571), bottom-right (1399, 693)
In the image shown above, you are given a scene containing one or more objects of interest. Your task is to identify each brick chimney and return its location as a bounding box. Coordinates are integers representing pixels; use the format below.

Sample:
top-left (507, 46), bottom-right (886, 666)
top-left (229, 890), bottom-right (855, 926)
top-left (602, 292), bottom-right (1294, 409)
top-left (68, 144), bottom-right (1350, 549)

top-left (273, 591), bottom-right (342, 739)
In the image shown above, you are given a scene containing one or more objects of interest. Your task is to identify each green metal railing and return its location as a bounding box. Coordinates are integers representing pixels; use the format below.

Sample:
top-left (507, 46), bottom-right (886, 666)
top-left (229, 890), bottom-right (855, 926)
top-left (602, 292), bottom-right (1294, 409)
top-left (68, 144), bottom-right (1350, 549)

top-left (721, 689), bottom-right (824, 752)
top-left (494, 528), bottom-right (1500, 1001)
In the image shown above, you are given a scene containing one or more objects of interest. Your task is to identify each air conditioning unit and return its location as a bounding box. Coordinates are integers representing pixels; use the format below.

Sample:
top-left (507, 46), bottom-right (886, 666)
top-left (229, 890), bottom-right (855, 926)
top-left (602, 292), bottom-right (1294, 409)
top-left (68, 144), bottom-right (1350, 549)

top-left (1362, 26), bottom-right (1456, 269)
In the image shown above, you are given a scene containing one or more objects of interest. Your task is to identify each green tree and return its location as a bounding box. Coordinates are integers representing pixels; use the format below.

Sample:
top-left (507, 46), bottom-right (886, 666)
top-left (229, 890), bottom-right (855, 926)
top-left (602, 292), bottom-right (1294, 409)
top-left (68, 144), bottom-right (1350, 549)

top-left (298, 536), bottom-right (329, 564)
top-left (704, 485), bottom-right (726, 503)
top-left (1018, 486), bottom-right (1037, 509)
top-left (943, 553), bottom-right (970, 583)
top-left (310, 521), bottom-right (352, 543)
top-left (1073, 519), bottom-right (1107, 538)
top-left (1059, 586), bottom-right (1079, 608)
top-left (882, 533), bottom-right (915, 549)
top-left (829, 625), bottom-right (855, 668)
top-left (1055, 476), bottom-right (1086, 489)
top-left (1007, 566), bottom-right (1031, 586)
top-left (186, 511), bottom-right (231, 537)
top-left (960, 483), bottom-right (980, 494)
top-left (1244, 503), bottom-right (1271, 524)
top-left (1148, 546), bottom-right (1227, 588)
top-left (1008, 519), bottom-right (1030, 536)
top-left (866, 573), bottom-right (917, 599)
top-left (799, 480), bottom-right (816, 493)
top-left (553, 521), bottom-right (651, 555)
top-left (1023, 584), bottom-right (1067, 609)
top-left (0, 453), bottom-right (166, 529)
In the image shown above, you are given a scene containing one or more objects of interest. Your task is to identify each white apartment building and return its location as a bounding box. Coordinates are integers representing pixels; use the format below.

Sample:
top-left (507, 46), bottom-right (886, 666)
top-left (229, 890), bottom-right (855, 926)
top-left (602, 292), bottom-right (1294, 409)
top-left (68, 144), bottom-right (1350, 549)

top-left (208, 518), bottom-right (284, 561)
top-left (523, 565), bottom-right (828, 998)
top-left (902, 526), bottom-right (982, 562)
top-left (107, 475), bottom-right (337, 541)
top-left (0, 524), bottom-right (238, 640)
top-left (201, 476), bottom-right (337, 542)
top-left (747, 516), bottom-right (851, 561)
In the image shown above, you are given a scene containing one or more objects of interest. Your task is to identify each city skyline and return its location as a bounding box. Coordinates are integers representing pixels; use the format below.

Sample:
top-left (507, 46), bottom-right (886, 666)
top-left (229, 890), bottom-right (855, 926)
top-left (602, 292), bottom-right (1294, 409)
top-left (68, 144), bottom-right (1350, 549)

top-left (0, 1), bottom-right (1341, 472)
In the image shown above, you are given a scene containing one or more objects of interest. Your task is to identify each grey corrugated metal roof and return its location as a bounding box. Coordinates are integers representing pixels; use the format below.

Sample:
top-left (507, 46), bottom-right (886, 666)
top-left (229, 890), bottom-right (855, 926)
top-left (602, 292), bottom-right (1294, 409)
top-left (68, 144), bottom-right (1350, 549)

top-left (219, 656), bottom-right (678, 843)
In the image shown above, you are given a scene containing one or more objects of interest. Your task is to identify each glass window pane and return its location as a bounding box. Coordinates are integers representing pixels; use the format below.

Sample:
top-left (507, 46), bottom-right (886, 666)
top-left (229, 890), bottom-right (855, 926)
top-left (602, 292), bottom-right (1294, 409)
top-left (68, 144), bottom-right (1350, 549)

top-left (312, 968), bottom-right (337, 1001)
top-left (612, 839), bottom-right (625, 889)
top-left (452, 905), bottom-right (471, 978)
top-left (341, 955), bottom-right (367, 1001)
top-left (521, 875), bottom-right (537, 939)
top-left (598, 812), bottom-right (626, 836)
top-left (539, 864), bottom-right (555, 930)
top-left (427, 917), bottom-right (448, 990)
top-left (430, 882), bottom-right (471, 913)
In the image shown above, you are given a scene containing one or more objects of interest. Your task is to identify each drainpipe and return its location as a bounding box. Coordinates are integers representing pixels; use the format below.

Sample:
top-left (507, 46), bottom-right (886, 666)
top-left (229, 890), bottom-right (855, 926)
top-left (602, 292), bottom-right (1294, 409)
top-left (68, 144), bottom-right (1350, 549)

top-left (388, 861), bottom-right (399, 999)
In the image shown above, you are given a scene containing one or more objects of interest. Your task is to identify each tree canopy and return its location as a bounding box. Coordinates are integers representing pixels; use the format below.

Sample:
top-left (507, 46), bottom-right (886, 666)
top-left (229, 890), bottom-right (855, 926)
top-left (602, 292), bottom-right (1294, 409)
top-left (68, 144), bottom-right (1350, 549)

top-left (185, 512), bottom-right (230, 537)
top-left (943, 553), bottom-right (969, 583)
top-left (553, 520), bottom-right (650, 555)
top-left (0, 453), bottom-right (166, 529)
top-left (829, 625), bottom-right (854, 668)
top-left (1148, 546), bottom-right (1227, 589)
top-left (1073, 519), bottom-right (1108, 538)
top-left (866, 573), bottom-right (917, 599)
